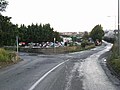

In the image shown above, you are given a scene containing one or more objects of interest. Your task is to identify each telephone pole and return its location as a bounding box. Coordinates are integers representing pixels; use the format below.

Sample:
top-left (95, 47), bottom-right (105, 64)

top-left (16, 36), bottom-right (19, 54)
top-left (118, 0), bottom-right (120, 56)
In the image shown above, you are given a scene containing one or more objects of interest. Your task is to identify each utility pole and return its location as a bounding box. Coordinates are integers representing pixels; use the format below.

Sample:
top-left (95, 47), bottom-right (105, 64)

top-left (118, 0), bottom-right (120, 56)
top-left (16, 36), bottom-right (19, 54)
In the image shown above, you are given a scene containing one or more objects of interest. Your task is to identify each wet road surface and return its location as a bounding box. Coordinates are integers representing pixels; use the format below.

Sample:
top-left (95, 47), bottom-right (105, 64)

top-left (0, 42), bottom-right (120, 90)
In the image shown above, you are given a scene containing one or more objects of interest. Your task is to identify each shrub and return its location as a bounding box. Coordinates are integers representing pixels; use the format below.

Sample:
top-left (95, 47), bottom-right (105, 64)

top-left (0, 48), bottom-right (11, 62)
top-left (81, 40), bottom-right (88, 48)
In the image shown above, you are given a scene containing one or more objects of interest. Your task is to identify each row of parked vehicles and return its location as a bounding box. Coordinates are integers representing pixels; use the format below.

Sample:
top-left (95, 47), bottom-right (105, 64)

top-left (19, 42), bottom-right (66, 48)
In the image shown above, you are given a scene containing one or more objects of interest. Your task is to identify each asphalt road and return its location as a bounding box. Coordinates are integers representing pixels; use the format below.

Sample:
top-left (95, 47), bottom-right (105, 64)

top-left (0, 42), bottom-right (120, 90)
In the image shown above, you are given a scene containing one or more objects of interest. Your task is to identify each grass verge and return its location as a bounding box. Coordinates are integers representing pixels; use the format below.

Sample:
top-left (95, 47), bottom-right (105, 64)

top-left (108, 59), bottom-right (120, 75)
top-left (0, 48), bottom-right (20, 68)
top-left (107, 43), bottom-right (120, 78)
top-left (65, 44), bottom-right (95, 53)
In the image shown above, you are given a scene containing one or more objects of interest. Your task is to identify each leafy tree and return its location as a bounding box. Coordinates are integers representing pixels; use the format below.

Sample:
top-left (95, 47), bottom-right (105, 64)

top-left (54, 31), bottom-right (62, 41)
top-left (0, 0), bottom-right (62, 46)
top-left (0, 0), bottom-right (8, 12)
top-left (0, 9), bottom-right (62, 46)
top-left (17, 23), bottom-right (62, 44)
top-left (90, 24), bottom-right (104, 42)
top-left (0, 14), bottom-right (18, 46)
top-left (83, 31), bottom-right (89, 40)
top-left (18, 24), bottom-right (27, 42)
top-left (71, 36), bottom-right (77, 42)
top-left (0, 0), bottom-right (9, 46)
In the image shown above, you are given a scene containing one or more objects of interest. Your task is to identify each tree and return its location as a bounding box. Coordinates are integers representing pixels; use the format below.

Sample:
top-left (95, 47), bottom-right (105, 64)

top-left (17, 23), bottom-right (62, 44)
top-left (0, 0), bottom-right (8, 45)
top-left (0, 14), bottom-right (18, 46)
top-left (90, 24), bottom-right (104, 42)
top-left (0, 0), bottom-right (8, 12)
top-left (71, 36), bottom-right (77, 42)
top-left (53, 31), bottom-right (62, 41)
top-left (0, 14), bottom-right (62, 46)
top-left (83, 31), bottom-right (89, 40)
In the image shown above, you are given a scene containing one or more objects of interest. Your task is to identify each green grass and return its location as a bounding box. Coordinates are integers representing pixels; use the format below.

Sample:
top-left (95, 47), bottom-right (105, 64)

top-left (0, 48), bottom-right (20, 68)
top-left (66, 44), bottom-right (95, 53)
top-left (107, 43), bottom-right (120, 75)
top-left (0, 48), bottom-right (17, 62)
top-left (108, 59), bottom-right (120, 75)
top-left (0, 48), bottom-right (10, 62)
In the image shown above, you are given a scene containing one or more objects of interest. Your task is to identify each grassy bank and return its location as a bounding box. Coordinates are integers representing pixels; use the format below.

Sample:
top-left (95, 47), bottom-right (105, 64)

top-left (0, 48), bottom-right (19, 68)
top-left (0, 44), bottom-right (95, 68)
top-left (57, 44), bottom-right (95, 53)
top-left (107, 43), bottom-right (120, 77)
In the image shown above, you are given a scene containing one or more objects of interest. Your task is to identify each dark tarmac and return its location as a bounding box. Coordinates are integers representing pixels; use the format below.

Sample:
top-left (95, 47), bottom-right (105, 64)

top-left (0, 42), bottom-right (119, 90)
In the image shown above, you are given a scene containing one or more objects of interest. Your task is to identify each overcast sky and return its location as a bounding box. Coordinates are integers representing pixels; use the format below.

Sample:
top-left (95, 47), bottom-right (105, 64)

top-left (2, 0), bottom-right (118, 32)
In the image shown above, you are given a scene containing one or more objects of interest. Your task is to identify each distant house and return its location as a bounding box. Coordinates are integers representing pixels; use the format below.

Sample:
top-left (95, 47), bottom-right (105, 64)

top-left (59, 32), bottom-right (84, 42)
top-left (59, 32), bottom-right (78, 36)
top-left (60, 35), bottom-right (72, 43)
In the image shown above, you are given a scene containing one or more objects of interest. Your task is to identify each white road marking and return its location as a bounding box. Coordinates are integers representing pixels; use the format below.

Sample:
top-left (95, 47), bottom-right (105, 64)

top-left (28, 59), bottom-right (69, 90)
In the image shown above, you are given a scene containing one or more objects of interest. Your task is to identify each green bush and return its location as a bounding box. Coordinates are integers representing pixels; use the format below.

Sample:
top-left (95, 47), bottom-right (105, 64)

top-left (81, 40), bottom-right (88, 48)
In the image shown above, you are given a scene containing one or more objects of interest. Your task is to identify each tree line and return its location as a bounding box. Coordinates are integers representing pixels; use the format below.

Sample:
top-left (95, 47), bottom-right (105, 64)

top-left (0, 13), bottom-right (104, 47)
top-left (0, 14), bottom-right (62, 46)
top-left (0, 0), bottom-right (62, 46)
top-left (18, 23), bottom-right (62, 43)
top-left (0, 0), bottom-right (105, 47)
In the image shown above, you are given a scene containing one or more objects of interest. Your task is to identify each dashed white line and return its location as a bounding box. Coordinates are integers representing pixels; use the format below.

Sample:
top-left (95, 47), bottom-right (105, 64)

top-left (28, 59), bottom-right (69, 90)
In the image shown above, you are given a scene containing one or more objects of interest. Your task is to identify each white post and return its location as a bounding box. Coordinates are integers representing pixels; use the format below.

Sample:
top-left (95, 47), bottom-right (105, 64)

top-left (16, 36), bottom-right (19, 54)
top-left (54, 38), bottom-right (56, 47)
top-left (54, 38), bottom-right (56, 53)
